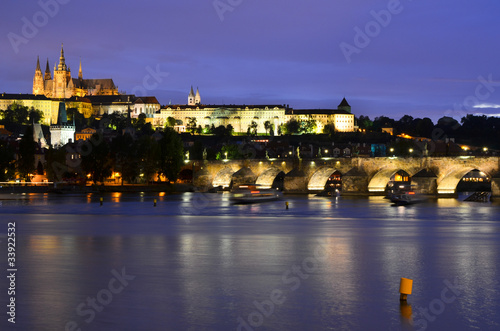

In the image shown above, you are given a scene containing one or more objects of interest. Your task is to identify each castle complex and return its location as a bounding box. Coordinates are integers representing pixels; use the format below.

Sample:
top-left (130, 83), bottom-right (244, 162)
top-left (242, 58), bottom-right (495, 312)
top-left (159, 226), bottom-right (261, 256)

top-left (33, 44), bottom-right (118, 99)
top-left (1, 44), bottom-right (356, 134)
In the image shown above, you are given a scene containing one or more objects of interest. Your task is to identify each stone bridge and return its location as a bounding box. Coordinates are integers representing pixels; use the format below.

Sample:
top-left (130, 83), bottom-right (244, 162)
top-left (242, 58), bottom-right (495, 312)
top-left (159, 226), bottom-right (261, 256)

top-left (184, 157), bottom-right (500, 196)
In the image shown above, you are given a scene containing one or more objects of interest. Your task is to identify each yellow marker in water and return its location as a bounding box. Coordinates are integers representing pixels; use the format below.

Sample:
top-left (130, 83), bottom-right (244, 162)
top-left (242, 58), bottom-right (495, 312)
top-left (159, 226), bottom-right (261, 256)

top-left (399, 278), bottom-right (413, 301)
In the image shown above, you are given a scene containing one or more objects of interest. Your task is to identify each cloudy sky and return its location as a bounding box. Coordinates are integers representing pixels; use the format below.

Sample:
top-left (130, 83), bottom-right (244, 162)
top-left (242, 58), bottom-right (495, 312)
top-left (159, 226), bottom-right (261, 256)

top-left (1, 0), bottom-right (500, 121)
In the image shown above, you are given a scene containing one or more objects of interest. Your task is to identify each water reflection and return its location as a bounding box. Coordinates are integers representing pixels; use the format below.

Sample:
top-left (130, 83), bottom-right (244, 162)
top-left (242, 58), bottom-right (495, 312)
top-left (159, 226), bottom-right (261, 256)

top-left (2, 193), bottom-right (499, 330)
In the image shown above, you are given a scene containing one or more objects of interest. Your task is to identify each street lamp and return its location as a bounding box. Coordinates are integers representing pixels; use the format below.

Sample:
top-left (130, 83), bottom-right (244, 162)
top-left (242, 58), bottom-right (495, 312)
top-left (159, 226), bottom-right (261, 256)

top-left (224, 151), bottom-right (228, 160)
top-left (409, 148), bottom-right (413, 154)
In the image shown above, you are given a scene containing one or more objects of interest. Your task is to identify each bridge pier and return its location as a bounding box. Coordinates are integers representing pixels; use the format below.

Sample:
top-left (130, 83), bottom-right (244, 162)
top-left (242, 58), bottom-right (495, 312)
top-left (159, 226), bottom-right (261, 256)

top-left (491, 174), bottom-right (500, 198)
top-left (284, 168), bottom-right (308, 193)
top-left (342, 168), bottom-right (369, 195)
top-left (411, 169), bottom-right (437, 195)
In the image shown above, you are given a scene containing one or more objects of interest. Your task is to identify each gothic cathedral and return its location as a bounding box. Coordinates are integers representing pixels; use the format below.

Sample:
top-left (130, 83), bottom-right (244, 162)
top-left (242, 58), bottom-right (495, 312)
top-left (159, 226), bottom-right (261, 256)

top-left (33, 44), bottom-right (119, 99)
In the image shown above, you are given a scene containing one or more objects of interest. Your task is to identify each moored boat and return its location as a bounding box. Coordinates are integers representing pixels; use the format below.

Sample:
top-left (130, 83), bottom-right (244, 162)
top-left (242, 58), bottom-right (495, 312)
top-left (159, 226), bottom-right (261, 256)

top-left (387, 183), bottom-right (426, 206)
top-left (230, 184), bottom-right (282, 204)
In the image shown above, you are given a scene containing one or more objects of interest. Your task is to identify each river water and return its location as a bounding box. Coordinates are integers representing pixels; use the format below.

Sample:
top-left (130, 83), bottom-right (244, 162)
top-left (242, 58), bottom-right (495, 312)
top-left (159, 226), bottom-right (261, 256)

top-left (0, 192), bottom-right (499, 331)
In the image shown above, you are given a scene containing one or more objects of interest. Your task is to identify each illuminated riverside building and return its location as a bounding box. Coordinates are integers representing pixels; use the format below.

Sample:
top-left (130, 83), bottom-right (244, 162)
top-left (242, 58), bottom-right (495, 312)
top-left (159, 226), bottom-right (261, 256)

top-left (0, 93), bottom-right (92, 125)
top-left (33, 44), bottom-right (119, 99)
top-left (154, 90), bottom-right (355, 133)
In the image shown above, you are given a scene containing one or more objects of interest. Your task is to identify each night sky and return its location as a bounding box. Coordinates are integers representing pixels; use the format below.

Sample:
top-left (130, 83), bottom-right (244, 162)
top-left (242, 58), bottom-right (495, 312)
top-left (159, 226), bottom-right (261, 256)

top-left (1, 0), bottom-right (500, 121)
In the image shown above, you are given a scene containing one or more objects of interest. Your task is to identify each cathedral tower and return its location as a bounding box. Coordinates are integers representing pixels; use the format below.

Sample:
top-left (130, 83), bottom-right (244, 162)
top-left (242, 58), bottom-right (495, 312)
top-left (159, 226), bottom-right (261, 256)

top-left (33, 56), bottom-right (44, 95)
top-left (52, 44), bottom-right (69, 99)
top-left (188, 86), bottom-right (195, 105)
top-left (44, 58), bottom-right (52, 80)
top-left (195, 87), bottom-right (201, 105)
top-left (78, 60), bottom-right (83, 80)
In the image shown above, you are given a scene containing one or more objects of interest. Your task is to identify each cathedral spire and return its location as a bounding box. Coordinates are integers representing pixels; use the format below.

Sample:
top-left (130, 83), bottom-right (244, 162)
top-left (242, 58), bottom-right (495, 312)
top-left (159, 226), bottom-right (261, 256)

top-left (36, 56), bottom-right (41, 72)
top-left (188, 86), bottom-right (195, 105)
top-left (44, 58), bottom-right (51, 80)
top-left (195, 87), bottom-right (201, 104)
top-left (58, 43), bottom-right (67, 71)
top-left (78, 59), bottom-right (82, 80)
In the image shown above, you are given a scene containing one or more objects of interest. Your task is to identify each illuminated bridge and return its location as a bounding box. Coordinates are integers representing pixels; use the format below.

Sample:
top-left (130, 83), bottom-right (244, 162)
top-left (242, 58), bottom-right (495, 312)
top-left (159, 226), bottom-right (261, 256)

top-left (184, 157), bottom-right (500, 197)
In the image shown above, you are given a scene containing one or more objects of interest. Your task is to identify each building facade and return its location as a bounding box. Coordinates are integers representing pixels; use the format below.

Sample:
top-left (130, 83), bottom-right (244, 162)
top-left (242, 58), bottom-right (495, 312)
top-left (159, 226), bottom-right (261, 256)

top-left (154, 90), bottom-right (355, 133)
top-left (50, 102), bottom-right (75, 147)
top-left (33, 44), bottom-right (119, 99)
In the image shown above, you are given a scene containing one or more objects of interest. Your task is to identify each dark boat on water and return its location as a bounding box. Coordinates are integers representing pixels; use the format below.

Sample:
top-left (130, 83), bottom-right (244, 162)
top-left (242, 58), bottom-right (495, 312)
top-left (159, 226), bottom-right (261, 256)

top-left (230, 184), bottom-right (282, 204)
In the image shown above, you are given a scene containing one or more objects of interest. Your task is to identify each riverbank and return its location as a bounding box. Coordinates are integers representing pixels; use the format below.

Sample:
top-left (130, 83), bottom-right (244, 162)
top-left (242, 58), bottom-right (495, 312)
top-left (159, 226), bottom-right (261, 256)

top-left (0, 183), bottom-right (195, 194)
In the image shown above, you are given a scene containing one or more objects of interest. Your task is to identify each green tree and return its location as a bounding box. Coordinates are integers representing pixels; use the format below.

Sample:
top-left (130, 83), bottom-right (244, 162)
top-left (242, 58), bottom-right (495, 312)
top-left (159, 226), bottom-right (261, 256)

top-left (357, 115), bottom-right (373, 130)
top-left (0, 141), bottom-right (15, 181)
top-left (248, 121), bottom-right (258, 136)
top-left (301, 117), bottom-right (317, 133)
top-left (218, 144), bottom-right (242, 160)
top-left (1, 103), bottom-right (30, 124)
top-left (111, 133), bottom-right (139, 184)
top-left (81, 133), bottom-right (112, 184)
top-left (45, 146), bottom-right (67, 182)
top-left (28, 107), bottom-right (44, 124)
top-left (132, 113), bottom-right (147, 130)
top-left (17, 126), bottom-right (36, 180)
top-left (323, 122), bottom-right (336, 135)
top-left (264, 121), bottom-right (272, 135)
top-left (158, 127), bottom-right (184, 183)
top-left (416, 117), bottom-right (434, 138)
top-left (187, 117), bottom-right (197, 134)
top-left (137, 135), bottom-right (160, 183)
top-left (166, 116), bottom-right (176, 127)
top-left (283, 119), bottom-right (300, 134)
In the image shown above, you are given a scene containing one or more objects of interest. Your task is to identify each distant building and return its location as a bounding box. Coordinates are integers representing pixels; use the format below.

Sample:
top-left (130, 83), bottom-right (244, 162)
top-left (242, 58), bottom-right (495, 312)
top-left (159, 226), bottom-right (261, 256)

top-left (382, 127), bottom-right (394, 135)
top-left (188, 86), bottom-right (201, 105)
top-left (132, 96), bottom-right (160, 119)
top-left (155, 92), bottom-right (355, 133)
top-left (87, 95), bottom-right (160, 120)
top-left (0, 93), bottom-right (92, 125)
top-left (284, 98), bottom-right (355, 133)
top-left (0, 125), bottom-right (12, 139)
top-left (33, 44), bottom-right (119, 99)
top-left (33, 123), bottom-right (48, 148)
top-left (75, 127), bottom-right (97, 141)
top-left (50, 102), bottom-right (75, 147)
top-left (156, 103), bottom-right (287, 133)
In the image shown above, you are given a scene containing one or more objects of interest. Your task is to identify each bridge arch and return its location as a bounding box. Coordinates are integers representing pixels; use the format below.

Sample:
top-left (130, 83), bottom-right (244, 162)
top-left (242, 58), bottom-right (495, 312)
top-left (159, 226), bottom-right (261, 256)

top-left (212, 167), bottom-right (236, 188)
top-left (437, 167), bottom-right (492, 194)
top-left (368, 168), bottom-right (411, 193)
top-left (256, 167), bottom-right (284, 189)
top-left (307, 167), bottom-right (342, 191)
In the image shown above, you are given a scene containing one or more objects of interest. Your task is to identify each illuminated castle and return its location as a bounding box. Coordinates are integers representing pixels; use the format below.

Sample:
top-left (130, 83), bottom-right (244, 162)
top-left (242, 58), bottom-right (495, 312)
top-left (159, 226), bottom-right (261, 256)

top-left (33, 44), bottom-right (119, 99)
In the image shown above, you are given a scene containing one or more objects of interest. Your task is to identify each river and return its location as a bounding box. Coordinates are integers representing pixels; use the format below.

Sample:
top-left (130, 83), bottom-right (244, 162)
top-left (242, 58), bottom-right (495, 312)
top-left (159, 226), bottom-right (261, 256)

top-left (0, 192), bottom-right (499, 330)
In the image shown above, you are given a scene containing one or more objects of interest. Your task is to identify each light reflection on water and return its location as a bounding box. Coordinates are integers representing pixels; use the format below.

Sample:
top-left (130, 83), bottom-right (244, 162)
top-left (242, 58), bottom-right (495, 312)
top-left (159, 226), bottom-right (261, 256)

top-left (0, 193), bottom-right (499, 330)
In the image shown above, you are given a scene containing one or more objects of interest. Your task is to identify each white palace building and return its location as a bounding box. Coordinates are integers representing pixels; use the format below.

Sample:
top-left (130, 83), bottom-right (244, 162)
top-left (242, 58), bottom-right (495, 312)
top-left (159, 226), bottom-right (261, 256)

top-left (154, 88), bottom-right (355, 133)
